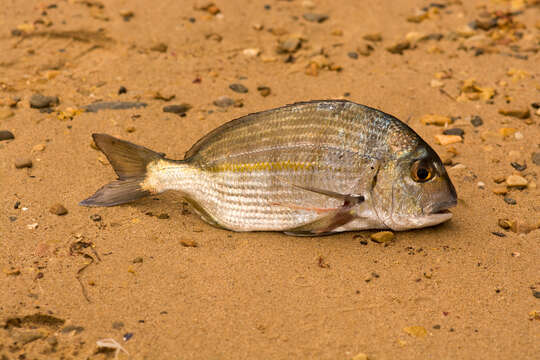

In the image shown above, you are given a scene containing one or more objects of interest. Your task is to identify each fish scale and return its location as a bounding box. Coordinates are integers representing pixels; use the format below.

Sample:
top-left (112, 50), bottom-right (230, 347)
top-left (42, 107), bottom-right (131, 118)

top-left (81, 100), bottom-right (457, 234)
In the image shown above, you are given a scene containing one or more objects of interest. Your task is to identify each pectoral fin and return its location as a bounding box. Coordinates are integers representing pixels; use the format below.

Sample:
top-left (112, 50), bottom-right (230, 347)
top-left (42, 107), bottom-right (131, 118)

top-left (284, 209), bottom-right (356, 236)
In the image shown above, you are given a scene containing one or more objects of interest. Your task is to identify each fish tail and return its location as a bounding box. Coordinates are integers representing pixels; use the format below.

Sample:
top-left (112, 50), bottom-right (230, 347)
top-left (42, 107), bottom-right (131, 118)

top-left (80, 133), bottom-right (167, 207)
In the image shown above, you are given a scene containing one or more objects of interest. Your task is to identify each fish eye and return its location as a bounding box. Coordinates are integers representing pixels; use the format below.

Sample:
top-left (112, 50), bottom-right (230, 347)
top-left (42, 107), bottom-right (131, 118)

top-left (411, 160), bottom-right (434, 182)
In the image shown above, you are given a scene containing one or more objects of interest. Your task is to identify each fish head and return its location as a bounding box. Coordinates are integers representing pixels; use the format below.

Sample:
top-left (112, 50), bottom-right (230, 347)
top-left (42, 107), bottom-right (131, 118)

top-left (373, 143), bottom-right (457, 231)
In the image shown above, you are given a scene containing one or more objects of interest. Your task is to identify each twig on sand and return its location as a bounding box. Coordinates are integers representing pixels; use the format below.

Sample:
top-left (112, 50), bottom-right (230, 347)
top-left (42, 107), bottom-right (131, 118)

top-left (96, 338), bottom-right (129, 359)
top-left (439, 88), bottom-right (456, 101)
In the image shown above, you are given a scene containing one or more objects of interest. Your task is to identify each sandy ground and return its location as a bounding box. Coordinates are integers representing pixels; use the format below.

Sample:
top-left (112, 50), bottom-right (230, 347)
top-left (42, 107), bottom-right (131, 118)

top-left (1, 0), bottom-right (539, 359)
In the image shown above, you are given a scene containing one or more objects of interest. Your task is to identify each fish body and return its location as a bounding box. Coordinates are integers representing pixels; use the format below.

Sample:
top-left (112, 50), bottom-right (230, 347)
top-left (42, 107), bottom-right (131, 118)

top-left (81, 100), bottom-right (457, 235)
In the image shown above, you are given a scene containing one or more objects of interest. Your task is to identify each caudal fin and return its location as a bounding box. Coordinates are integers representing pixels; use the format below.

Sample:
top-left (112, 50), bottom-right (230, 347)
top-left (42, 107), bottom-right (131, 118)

top-left (80, 134), bottom-right (164, 207)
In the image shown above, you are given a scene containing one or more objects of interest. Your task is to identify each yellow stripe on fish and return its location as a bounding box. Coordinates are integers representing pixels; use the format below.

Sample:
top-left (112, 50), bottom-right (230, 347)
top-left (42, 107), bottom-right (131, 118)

top-left (206, 161), bottom-right (318, 173)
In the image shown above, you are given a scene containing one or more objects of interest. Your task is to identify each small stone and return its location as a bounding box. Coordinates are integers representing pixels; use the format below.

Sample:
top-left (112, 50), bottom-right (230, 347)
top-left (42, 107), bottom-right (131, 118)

top-left (83, 101), bottom-right (147, 112)
top-left (370, 231), bottom-right (394, 244)
top-left (29, 94), bottom-right (59, 109)
top-left (347, 51), bottom-right (359, 59)
top-left (533, 291), bottom-right (540, 299)
top-left (61, 325), bottom-right (84, 334)
top-left (506, 175), bottom-right (528, 188)
top-left (302, 0), bottom-right (316, 9)
top-left (157, 213), bottom-right (169, 219)
top-left (243, 48), bottom-right (261, 57)
top-left (430, 79), bottom-right (444, 88)
top-left (420, 114), bottom-right (452, 126)
top-left (477, 181), bottom-right (485, 189)
top-left (403, 326), bottom-right (427, 338)
top-left (302, 13), bottom-right (328, 23)
top-left (531, 152), bottom-right (540, 166)
top-left (181, 239), bottom-right (198, 247)
top-left (0, 130), bottom-right (15, 141)
top-left (510, 162), bottom-right (526, 171)
top-left (46, 204), bottom-right (67, 217)
top-left (257, 86), bottom-right (271, 97)
top-left (125, 126), bottom-right (136, 133)
top-left (90, 214), bottom-right (102, 221)
top-left (150, 42), bottom-right (168, 53)
top-left (119, 9), bottom-right (135, 21)
top-left (0, 108), bottom-right (14, 120)
top-left (435, 134), bottom-right (462, 145)
top-left (357, 43), bottom-right (374, 56)
top-left (153, 91), bottom-right (175, 101)
top-left (213, 96), bottom-right (235, 108)
top-left (443, 128), bottom-right (464, 137)
top-left (163, 103), bottom-right (192, 115)
top-left (470, 115), bottom-right (483, 127)
top-left (331, 29), bottom-right (343, 36)
top-left (32, 143), bottom-right (46, 152)
top-left (229, 83), bottom-right (248, 94)
top-left (498, 127), bottom-right (516, 138)
top-left (492, 186), bottom-right (508, 195)
top-left (498, 108), bottom-right (530, 119)
top-left (386, 41), bottom-right (410, 55)
top-left (14, 158), bottom-right (32, 169)
top-left (503, 197), bottom-right (517, 205)
top-left (363, 33), bottom-right (382, 42)
top-left (132, 257), bottom-right (143, 264)
top-left (277, 37), bottom-right (301, 53)
top-left (498, 218), bottom-right (516, 231)
top-left (118, 86), bottom-right (127, 95)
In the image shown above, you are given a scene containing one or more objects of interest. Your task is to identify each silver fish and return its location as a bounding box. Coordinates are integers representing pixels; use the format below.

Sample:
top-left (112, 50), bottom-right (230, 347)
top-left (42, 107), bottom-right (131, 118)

top-left (80, 100), bottom-right (457, 235)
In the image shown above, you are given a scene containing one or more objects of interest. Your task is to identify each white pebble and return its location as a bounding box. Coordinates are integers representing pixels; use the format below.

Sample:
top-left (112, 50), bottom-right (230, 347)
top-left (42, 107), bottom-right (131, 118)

top-left (243, 48), bottom-right (261, 57)
top-left (514, 132), bottom-right (523, 140)
top-left (27, 223), bottom-right (38, 230)
top-left (477, 181), bottom-right (485, 189)
top-left (22, 207), bottom-right (28, 211)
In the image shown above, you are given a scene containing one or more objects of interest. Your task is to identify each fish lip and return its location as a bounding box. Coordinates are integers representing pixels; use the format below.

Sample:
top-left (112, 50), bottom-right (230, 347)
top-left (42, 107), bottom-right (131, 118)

top-left (426, 198), bottom-right (457, 215)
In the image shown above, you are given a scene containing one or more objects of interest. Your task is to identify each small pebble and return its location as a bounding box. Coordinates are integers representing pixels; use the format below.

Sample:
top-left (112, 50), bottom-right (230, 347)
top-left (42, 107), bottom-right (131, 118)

top-left (0, 130), bottom-right (15, 141)
top-left (477, 181), bottom-right (485, 189)
top-left (83, 101), bottom-right (147, 112)
top-left (470, 115), bottom-right (483, 127)
top-left (533, 291), bottom-right (540, 299)
top-left (49, 204), bottom-right (68, 216)
top-left (150, 42), bottom-right (168, 53)
top-left (357, 43), bottom-right (374, 56)
top-left (90, 214), bottom-right (102, 221)
top-left (257, 86), bottom-right (271, 97)
top-left (347, 51), bottom-right (359, 59)
top-left (492, 186), bottom-right (508, 195)
top-left (163, 103), bottom-right (192, 115)
top-left (420, 114), bottom-right (452, 126)
top-left (180, 239), bottom-right (198, 247)
top-left (506, 175), bottom-right (527, 188)
top-left (443, 128), bottom-right (464, 137)
top-left (118, 86), bottom-right (127, 95)
top-left (363, 33), bottom-right (382, 42)
top-left (32, 144), bottom-right (46, 152)
top-left (132, 257), bottom-right (143, 264)
top-left (370, 231), bottom-right (394, 243)
top-left (386, 41), bottom-right (410, 55)
top-left (243, 48), bottom-right (261, 57)
top-left (532, 152), bottom-right (540, 166)
top-left (503, 197), bottom-right (516, 205)
top-left (123, 333), bottom-right (134, 341)
top-left (229, 83), bottom-right (248, 94)
top-left (491, 231), bottom-right (506, 237)
top-left (14, 158), bottom-right (32, 169)
top-left (213, 96), bottom-right (235, 108)
top-left (510, 162), bottom-right (526, 171)
top-left (435, 134), bottom-right (462, 145)
top-left (302, 13), bottom-right (328, 23)
top-left (498, 108), bottom-right (530, 119)
top-left (29, 94), bottom-right (59, 109)
top-left (277, 37), bottom-right (301, 53)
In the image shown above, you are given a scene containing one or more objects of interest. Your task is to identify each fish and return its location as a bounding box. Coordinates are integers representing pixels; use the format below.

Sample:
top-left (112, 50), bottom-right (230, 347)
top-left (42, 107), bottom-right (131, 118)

top-left (80, 100), bottom-right (457, 235)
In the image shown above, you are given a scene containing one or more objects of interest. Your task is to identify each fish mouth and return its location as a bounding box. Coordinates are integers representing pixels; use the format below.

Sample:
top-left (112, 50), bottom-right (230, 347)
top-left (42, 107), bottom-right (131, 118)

top-left (424, 198), bottom-right (457, 224)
